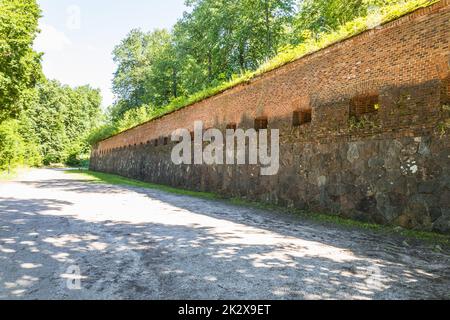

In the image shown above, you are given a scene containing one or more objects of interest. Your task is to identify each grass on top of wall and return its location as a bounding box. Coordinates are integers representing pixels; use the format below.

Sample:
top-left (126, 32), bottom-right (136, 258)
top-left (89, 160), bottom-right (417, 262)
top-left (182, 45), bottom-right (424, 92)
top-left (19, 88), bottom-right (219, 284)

top-left (100, 0), bottom-right (438, 143)
top-left (65, 169), bottom-right (450, 248)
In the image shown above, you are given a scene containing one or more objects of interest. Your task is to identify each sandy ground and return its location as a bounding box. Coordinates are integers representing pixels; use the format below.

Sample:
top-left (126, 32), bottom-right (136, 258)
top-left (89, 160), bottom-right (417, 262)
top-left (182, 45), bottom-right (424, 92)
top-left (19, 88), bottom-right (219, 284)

top-left (0, 168), bottom-right (449, 300)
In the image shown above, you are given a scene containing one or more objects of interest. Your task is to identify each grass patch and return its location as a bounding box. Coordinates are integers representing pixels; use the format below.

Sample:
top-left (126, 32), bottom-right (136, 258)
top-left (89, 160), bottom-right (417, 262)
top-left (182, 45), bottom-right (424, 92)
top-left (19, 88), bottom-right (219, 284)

top-left (97, 0), bottom-right (437, 143)
top-left (229, 198), bottom-right (450, 247)
top-left (66, 169), bottom-right (450, 247)
top-left (65, 169), bottom-right (218, 200)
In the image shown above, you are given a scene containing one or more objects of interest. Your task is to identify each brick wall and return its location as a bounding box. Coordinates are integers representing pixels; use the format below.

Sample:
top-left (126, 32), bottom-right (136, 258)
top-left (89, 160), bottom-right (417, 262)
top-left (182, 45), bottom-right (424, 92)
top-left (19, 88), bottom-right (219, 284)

top-left (91, 1), bottom-right (450, 233)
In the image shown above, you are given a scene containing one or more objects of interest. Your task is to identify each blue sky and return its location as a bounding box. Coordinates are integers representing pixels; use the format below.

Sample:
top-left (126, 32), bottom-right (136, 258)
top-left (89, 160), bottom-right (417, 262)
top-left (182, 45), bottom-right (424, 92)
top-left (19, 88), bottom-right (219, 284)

top-left (34, 0), bottom-right (187, 107)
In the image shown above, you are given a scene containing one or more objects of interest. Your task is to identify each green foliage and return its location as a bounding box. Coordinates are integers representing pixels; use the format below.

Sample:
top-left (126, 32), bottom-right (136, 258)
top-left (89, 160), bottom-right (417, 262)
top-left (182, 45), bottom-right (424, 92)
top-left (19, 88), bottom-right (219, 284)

top-left (0, 0), bottom-right (42, 122)
top-left (294, 0), bottom-right (392, 36)
top-left (112, 29), bottom-right (181, 118)
top-left (87, 123), bottom-right (119, 146)
top-left (86, 104), bottom-right (155, 146)
top-left (0, 1), bottom-right (102, 171)
top-left (0, 0), bottom-right (43, 171)
top-left (1, 79), bottom-right (103, 172)
top-left (111, 0), bottom-right (296, 121)
top-left (95, 0), bottom-right (435, 144)
top-left (65, 150), bottom-right (90, 168)
top-left (0, 117), bottom-right (41, 170)
top-left (22, 80), bottom-right (102, 165)
top-left (437, 104), bottom-right (450, 137)
top-left (115, 104), bottom-right (155, 132)
top-left (0, 119), bottom-right (25, 170)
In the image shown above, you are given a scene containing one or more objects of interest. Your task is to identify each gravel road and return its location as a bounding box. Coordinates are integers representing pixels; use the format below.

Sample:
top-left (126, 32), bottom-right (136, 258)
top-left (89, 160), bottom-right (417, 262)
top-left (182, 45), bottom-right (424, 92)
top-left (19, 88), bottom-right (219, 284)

top-left (0, 169), bottom-right (449, 299)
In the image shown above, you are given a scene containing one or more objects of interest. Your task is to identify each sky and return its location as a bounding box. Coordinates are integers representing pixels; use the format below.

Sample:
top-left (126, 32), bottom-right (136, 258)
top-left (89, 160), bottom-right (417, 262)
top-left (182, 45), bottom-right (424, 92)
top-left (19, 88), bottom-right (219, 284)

top-left (34, 0), bottom-right (187, 108)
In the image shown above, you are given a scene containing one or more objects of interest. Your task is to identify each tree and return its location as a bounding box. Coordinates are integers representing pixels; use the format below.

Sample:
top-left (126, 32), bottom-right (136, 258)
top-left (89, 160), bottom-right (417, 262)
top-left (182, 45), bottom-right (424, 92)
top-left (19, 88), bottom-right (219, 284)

top-left (111, 0), bottom-right (296, 120)
top-left (115, 104), bottom-right (154, 132)
top-left (22, 80), bottom-right (102, 165)
top-left (112, 29), bottom-right (151, 114)
top-left (0, 119), bottom-right (24, 171)
top-left (293, 0), bottom-right (399, 39)
top-left (147, 31), bottom-right (181, 105)
top-left (0, 0), bottom-right (42, 122)
top-left (239, 0), bottom-right (295, 60)
top-left (1, 0), bottom-right (104, 170)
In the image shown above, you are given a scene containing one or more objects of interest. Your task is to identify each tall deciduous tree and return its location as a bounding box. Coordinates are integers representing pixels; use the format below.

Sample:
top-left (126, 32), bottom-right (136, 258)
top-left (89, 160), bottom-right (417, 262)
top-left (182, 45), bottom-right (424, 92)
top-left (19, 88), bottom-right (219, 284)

top-left (111, 0), bottom-right (295, 121)
top-left (294, 0), bottom-right (397, 38)
top-left (0, 0), bottom-right (42, 122)
top-left (23, 80), bottom-right (102, 165)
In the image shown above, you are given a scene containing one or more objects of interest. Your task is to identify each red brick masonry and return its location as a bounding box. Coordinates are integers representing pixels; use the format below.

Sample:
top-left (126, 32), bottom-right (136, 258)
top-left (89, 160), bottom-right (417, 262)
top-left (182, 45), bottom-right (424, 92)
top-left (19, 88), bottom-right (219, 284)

top-left (91, 1), bottom-right (450, 233)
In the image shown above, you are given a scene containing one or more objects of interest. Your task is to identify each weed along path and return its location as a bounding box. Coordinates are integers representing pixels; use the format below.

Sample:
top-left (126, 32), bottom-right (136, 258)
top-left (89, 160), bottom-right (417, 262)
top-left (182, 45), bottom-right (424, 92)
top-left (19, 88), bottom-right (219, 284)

top-left (0, 169), bottom-right (449, 299)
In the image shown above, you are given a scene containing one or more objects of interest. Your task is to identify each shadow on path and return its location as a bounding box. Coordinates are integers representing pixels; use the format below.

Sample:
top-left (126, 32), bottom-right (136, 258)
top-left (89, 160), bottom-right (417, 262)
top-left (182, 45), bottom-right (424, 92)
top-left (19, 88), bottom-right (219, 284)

top-left (0, 172), bottom-right (448, 299)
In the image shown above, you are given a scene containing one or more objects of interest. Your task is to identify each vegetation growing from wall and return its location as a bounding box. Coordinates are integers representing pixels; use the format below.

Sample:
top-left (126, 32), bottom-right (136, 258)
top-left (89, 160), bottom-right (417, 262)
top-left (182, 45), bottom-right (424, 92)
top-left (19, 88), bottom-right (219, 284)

top-left (90, 0), bottom-right (437, 144)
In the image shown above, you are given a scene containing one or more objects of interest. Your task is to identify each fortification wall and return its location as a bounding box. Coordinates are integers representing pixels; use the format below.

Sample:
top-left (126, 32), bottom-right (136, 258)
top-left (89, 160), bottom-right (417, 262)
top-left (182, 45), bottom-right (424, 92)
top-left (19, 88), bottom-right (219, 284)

top-left (91, 1), bottom-right (450, 233)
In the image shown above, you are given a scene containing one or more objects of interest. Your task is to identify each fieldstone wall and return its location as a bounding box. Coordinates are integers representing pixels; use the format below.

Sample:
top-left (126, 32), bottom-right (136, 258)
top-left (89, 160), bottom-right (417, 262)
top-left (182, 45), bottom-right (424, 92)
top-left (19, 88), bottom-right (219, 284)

top-left (91, 1), bottom-right (450, 233)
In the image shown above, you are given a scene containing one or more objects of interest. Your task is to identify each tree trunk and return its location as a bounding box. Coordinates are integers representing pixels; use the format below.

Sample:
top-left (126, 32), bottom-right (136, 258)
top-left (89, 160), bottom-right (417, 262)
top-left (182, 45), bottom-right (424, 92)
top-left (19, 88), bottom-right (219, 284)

top-left (239, 42), bottom-right (245, 71)
top-left (208, 52), bottom-right (213, 81)
top-left (172, 67), bottom-right (178, 98)
top-left (265, 0), bottom-right (271, 56)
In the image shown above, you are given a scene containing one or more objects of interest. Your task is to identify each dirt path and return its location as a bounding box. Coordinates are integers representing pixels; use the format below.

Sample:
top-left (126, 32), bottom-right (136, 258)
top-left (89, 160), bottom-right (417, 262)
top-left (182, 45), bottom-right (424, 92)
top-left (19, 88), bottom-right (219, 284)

top-left (0, 169), bottom-right (449, 299)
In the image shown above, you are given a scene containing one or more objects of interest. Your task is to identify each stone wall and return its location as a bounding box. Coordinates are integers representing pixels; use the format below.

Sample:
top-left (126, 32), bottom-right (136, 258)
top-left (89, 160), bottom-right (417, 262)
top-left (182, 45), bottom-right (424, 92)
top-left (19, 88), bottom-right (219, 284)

top-left (91, 1), bottom-right (450, 233)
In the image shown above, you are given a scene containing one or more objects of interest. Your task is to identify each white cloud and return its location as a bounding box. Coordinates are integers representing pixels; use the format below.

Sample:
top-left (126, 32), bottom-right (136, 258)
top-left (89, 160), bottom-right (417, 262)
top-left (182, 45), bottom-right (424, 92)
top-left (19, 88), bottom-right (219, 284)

top-left (33, 24), bottom-right (115, 107)
top-left (37, 39), bottom-right (116, 107)
top-left (34, 23), bottom-right (72, 53)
